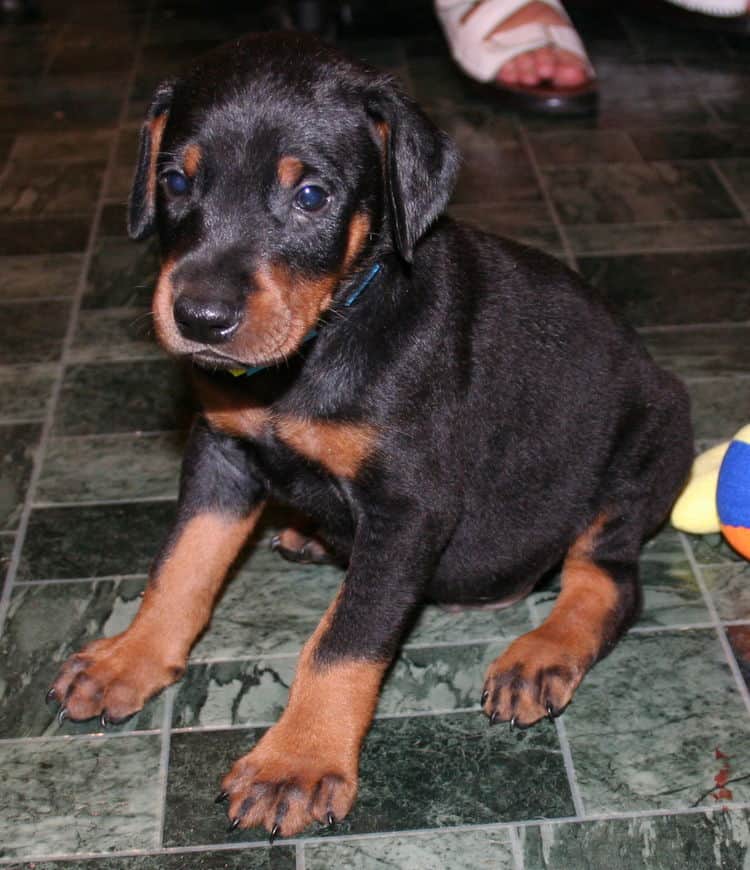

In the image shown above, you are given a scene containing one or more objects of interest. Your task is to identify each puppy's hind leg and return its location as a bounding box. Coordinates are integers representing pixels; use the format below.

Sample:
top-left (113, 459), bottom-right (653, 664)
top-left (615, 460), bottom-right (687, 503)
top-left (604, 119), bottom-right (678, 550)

top-left (481, 513), bottom-right (642, 728)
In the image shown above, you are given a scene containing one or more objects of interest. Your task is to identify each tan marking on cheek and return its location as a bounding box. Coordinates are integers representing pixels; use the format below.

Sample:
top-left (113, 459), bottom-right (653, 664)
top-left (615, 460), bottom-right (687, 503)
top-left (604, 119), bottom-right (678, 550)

top-left (152, 257), bottom-right (178, 348)
top-left (182, 143), bottom-right (202, 178)
top-left (342, 212), bottom-right (371, 272)
top-left (193, 373), bottom-right (271, 440)
top-left (372, 120), bottom-right (389, 171)
top-left (275, 416), bottom-right (378, 478)
top-left (146, 113), bottom-right (168, 208)
top-left (277, 156), bottom-right (304, 188)
top-left (229, 214), bottom-right (369, 365)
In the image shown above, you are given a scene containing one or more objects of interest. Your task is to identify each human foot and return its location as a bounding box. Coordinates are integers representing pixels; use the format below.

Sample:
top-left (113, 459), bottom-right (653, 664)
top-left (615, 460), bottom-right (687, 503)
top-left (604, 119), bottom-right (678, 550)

top-left (435, 0), bottom-right (596, 114)
top-left (484, 1), bottom-right (590, 89)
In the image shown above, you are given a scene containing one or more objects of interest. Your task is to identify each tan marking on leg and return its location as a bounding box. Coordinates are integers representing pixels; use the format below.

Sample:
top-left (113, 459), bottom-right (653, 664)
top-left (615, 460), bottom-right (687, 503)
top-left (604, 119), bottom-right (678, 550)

top-left (277, 155), bottom-right (304, 188)
top-left (193, 371), bottom-right (271, 440)
top-left (51, 507), bottom-right (264, 723)
top-left (483, 515), bottom-right (619, 726)
top-left (221, 590), bottom-right (387, 836)
top-left (182, 143), bottom-right (202, 178)
top-left (274, 416), bottom-right (378, 478)
top-left (273, 526), bottom-right (331, 564)
top-left (146, 113), bottom-right (168, 206)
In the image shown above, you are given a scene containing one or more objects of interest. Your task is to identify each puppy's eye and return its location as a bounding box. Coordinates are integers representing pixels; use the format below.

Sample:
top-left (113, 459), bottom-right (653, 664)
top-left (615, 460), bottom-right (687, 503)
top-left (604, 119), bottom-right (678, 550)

top-left (294, 185), bottom-right (328, 212)
top-left (162, 170), bottom-right (190, 197)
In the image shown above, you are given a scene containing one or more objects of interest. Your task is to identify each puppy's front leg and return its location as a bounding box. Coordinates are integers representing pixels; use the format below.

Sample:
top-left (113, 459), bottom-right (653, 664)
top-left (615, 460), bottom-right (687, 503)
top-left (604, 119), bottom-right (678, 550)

top-left (48, 419), bottom-right (266, 725)
top-left (219, 513), bottom-right (438, 839)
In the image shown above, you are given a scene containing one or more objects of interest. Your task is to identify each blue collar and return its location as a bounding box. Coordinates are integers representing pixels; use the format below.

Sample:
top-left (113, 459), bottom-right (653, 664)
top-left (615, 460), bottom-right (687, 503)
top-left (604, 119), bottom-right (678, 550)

top-left (230, 262), bottom-right (382, 378)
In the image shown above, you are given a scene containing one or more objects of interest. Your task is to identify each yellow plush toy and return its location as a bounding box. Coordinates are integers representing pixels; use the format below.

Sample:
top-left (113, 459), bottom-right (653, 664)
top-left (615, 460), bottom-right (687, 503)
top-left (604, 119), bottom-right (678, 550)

top-left (672, 424), bottom-right (750, 559)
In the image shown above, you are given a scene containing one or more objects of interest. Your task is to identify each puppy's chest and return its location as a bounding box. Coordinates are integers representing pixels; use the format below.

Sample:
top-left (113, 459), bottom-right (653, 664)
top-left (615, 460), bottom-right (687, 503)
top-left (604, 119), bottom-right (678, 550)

top-left (202, 393), bottom-right (378, 481)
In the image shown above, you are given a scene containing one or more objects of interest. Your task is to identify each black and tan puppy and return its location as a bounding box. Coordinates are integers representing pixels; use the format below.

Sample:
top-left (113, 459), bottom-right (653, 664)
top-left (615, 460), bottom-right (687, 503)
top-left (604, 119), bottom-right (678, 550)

top-left (48, 33), bottom-right (692, 839)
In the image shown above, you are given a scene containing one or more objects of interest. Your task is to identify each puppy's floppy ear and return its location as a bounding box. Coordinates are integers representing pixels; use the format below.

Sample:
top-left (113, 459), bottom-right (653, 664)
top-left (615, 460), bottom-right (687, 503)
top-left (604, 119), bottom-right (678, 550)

top-left (367, 81), bottom-right (460, 262)
top-left (128, 80), bottom-right (176, 241)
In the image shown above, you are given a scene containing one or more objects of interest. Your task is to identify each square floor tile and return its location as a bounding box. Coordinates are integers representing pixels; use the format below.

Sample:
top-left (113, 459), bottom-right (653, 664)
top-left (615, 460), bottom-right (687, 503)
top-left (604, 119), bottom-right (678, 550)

top-left (0, 422), bottom-right (40, 531)
top-left (0, 216), bottom-right (91, 255)
top-left (69, 308), bottom-right (163, 363)
top-left (0, 300), bottom-right (70, 364)
top-left (0, 735), bottom-right (162, 860)
top-left (84, 237), bottom-right (157, 308)
top-left (38, 431), bottom-right (182, 504)
top-left (716, 158), bottom-right (750, 212)
top-left (0, 252), bottom-right (83, 300)
top-left (0, 161), bottom-right (105, 216)
top-left (566, 219), bottom-right (750, 256)
top-left (0, 578), bottom-right (162, 737)
top-left (54, 360), bottom-right (194, 436)
top-left (0, 364), bottom-right (57, 423)
top-left (2, 850), bottom-right (296, 869)
top-left (10, 128), bottom-right (114, 164)
top-left (164, 713), bottom-right (573, 846)
top-left (578, 249), bottom-right (750, 327)
top-left (703, 562), bottom-right (750, 622)
top-left (520, 810), bottom-right (750, 870)
top-left (563, 629), bottom-right (750, 813)
top-left (22, 500), bottom-right (175, 580)
top-left (305, 828), bottom-right (516, 869)
top-left (631, 128), bottom-right (750, 162)
top-left (686, 377), bottom-right (750, 442)
top-left (543, 162), bottom-right (739, 226)
top-left (643, 325), bottom-right (750, 378)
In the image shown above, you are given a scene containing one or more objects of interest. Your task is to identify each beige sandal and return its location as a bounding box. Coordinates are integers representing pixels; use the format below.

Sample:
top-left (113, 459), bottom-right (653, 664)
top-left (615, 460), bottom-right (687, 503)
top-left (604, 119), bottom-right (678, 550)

top-left (435, 0), bottom-right (598, 115)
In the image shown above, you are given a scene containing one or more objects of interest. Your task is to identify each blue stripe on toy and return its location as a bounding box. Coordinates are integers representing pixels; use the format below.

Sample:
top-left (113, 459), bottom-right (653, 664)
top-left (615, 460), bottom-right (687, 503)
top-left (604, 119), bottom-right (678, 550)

top-left (717, 440), bottom-right (750, 527)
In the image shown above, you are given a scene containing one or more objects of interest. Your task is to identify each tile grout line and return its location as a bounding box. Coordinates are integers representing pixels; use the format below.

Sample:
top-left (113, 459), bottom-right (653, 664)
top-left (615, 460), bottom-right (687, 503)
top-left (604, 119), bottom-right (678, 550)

top-left (32, 495), bottom-right (178, 509)
top-left (527, 596), bottom-right (586, 819)
top-left (679, 532), bottom-right (750, 717)
top-left (672, 56), bottom-right (723, 125)
top-left (296, 842), bottom-right (306, 870)
top-left (711, 159), bottom-right (750, 225)
top-left (0, 3), bottom-right (153, 642)
top-left (156, 686), bottom-right (176, 848)
top-left (6, 802), bottom-right (750, 864)
top-left (516, 123), bottom-right (577, 271)
top-left (508, 825), bottom-right (525, 870)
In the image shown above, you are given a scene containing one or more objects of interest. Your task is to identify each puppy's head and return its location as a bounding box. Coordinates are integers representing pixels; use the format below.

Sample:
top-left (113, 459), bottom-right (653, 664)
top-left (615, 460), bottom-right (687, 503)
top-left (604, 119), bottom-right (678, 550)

top-left (129, 33), bottom-right (459, 370)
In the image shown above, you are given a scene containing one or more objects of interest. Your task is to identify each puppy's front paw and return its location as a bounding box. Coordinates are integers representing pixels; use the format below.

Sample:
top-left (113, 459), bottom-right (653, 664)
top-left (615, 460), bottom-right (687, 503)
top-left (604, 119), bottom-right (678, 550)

top-left (220, 721), bottom-right (357, 839)
top-left (48, 634), bottom-right (184, 725)
top-left (481, 629), bottom-right (586, 728)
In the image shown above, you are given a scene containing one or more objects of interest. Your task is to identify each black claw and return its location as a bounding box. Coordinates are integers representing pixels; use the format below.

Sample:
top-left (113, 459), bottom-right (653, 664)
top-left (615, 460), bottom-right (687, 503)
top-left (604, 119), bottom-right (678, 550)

top-left (57, 707), bottom-right (68, 725)
top-left (46, 688), bottom-right (57, 704)
top-left (269, 824), bottom-right (279, 844)
top-left (480, 689), bottom-right (489, 706)
top-left (227, 818), bottom-right (240, 833)
top-left (214, 791), bottom-right (229, 804)
top-left (100, 712), bottom-right (109, 729)
top-left (270, 535), bottom-right (281, 552)
top-left (489, 711), bottom-right (500, 726)
top-left (509, 716), bottom-right (517, 731)
top-left (546, 704), bottom-right (555, 722)
top-left (327, 812), bottom-right (336, 828)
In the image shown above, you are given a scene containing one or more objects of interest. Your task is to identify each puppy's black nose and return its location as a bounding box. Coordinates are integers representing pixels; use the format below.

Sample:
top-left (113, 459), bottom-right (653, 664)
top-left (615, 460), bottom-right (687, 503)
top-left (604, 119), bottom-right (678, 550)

top-left (173, 295), bottom-right (241, 344)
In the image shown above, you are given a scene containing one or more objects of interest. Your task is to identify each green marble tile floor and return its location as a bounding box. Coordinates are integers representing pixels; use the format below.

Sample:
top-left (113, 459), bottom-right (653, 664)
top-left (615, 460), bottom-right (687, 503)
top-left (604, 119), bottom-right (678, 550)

top-left (1, 0), bottom-right (750, 866)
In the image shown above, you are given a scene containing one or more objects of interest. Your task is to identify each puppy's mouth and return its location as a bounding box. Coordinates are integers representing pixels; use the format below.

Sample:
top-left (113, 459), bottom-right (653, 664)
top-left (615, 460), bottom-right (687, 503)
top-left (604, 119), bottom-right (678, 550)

top-left (189, 349), bottom-right (248, 371)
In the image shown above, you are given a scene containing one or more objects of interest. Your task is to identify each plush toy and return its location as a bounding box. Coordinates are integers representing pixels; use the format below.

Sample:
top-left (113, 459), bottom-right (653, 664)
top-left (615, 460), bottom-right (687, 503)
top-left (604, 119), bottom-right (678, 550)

top-left (671, 424), bottom-right (750, 559)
